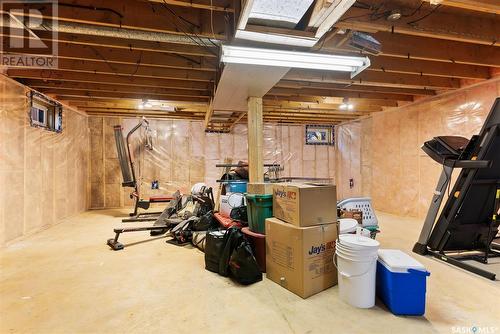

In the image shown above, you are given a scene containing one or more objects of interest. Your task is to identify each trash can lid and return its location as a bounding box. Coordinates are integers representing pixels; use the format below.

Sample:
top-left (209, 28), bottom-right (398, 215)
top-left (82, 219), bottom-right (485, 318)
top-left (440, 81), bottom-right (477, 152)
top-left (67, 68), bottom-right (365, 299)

top-left (339, 218), bottom-right (358, 234)
top-left (378, 249), bottom-right (425, 273)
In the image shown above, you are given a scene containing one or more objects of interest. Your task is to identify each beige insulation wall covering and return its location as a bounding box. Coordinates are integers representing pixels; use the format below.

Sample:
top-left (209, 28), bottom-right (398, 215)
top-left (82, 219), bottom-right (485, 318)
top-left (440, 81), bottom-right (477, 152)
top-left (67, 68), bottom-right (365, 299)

top-left (0, 76), bottom-right (89, 246)
top-left (336, 78), bottom-right (500, 218)
top-left (89, 118), bottom-right (336, 209)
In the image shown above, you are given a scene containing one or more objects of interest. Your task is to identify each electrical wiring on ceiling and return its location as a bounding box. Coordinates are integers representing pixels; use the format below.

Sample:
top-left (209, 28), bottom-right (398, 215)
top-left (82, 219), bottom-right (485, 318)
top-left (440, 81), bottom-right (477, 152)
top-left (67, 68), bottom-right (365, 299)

top-left (159, 0), bottom-right (219, 56)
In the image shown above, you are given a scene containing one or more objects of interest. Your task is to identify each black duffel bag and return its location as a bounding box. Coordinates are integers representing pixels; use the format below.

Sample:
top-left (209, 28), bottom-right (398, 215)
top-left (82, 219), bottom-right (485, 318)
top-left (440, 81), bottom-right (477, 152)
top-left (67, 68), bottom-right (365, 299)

top-left (218, 227), bottom-right (243, 277)
top-left (229, 239), bottom-right (262, 285)
top-left (204, 230), bottom-right (225, 273)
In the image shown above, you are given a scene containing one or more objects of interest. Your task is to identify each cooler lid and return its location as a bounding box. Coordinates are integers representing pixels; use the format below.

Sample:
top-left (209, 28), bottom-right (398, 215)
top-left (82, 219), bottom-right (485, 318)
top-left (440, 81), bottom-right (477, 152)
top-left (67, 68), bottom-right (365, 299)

top-left (378, 249), bottom-right (425, 273)
top-left (339, 218), bottom-right (358, 234)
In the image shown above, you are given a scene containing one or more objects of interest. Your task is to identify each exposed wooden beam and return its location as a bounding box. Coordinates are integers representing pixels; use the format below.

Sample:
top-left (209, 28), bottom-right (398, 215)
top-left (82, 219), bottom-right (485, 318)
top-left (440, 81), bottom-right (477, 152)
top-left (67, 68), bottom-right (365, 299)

top-left (264, 95), bottom-right (400, 107)
top-left (368, 56), bottom-right (490, 80)
top-left (70, 101), bottom-right (207, 110)
top-left (336, 4), bottom-right (499, 46)
top-left (17, 0), bottom-right (229, 39)
top-left (1, 42), bottom-right (217, 71)
top-left (83, 107), bottom-right (205, 114)
top-left (370, 33), bottom-right (500, 67)
top-left (285, 69), bottom-right (461, 90)
top-left (147, 0), bottom-right (234, 13)
top-left (264, 110), bottom-right (366, 118)
top-left (268, 86), bottom-right (414, 102)
top-left (276, 80), bottom-right (436, 96)
top-left (263, 100), bottom-right (383, 112)
top-left (422, 0), bottom-right (500, 14)
top-left (7, 62), bottom-right (215, 82)
top-left (321, 32), bottom-right (500, 67)
top-left (52, 92), bottom-right (208, 103)
top-left (86, 111), bottom-right (204, 120)
top-left (19, 76), bottom-right (211, 91)
top-left (28, 83), bottom-right (211, 98)
top-left (1, 31), bottom-right (217, 58)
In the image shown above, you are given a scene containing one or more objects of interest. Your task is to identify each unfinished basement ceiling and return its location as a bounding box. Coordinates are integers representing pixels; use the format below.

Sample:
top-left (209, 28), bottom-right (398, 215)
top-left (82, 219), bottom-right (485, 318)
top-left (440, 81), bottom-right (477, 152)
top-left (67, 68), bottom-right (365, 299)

top-left (1, 0), bottom-right (498, 131)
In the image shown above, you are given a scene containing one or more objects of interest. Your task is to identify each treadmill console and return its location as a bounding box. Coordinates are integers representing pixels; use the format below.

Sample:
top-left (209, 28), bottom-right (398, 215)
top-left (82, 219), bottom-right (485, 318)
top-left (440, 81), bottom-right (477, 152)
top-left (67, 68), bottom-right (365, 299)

top-left (422, 136), bottom-right (475, 165)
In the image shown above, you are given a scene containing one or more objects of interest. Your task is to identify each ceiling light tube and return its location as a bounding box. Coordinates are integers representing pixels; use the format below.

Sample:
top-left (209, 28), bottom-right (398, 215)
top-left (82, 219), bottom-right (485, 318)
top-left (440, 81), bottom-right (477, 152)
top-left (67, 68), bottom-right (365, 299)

top-left (235, 29), bottom-right (318, 47)
top-left (221, 45), bottom-right (370, 78)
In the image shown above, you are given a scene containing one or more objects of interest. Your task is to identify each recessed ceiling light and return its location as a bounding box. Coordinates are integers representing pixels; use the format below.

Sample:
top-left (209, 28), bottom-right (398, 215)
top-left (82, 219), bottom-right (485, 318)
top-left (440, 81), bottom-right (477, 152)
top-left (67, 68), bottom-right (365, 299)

top-left (386, 10), bottom-right (402, 21)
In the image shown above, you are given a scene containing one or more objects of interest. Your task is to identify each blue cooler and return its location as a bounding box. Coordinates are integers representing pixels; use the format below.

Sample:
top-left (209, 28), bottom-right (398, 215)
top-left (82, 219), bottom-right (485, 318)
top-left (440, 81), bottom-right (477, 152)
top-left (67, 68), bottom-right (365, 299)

top-left (376, 249), bottom-right (430, 316)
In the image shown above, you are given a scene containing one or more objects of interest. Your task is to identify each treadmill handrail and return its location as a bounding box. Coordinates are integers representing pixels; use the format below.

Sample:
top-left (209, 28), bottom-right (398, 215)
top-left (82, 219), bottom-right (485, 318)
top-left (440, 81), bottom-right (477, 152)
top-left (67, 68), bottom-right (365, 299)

top-left (444, 159), bottom-right (492, 169)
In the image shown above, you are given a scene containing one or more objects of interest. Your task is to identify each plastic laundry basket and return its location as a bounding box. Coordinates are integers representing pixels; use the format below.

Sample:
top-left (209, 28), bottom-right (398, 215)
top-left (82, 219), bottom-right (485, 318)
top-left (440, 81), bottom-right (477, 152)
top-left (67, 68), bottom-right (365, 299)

top-left (245, 194), bottom-right (273, 234)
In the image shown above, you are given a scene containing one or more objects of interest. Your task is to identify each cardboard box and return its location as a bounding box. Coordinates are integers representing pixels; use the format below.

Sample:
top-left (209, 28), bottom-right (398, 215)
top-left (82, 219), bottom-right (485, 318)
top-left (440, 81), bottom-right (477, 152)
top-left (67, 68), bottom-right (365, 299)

top-left (273, 183), bottom-right (337, 227)
top-left (247, 182), bottom-right (274, 195)
top-left (265, 217), bottom-right (338, 299)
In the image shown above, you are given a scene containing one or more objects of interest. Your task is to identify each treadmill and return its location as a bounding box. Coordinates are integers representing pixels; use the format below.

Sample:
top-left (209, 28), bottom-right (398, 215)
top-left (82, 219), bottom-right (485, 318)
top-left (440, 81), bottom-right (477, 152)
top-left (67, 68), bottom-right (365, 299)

top-left (413, 98), bottom-right (500, 280)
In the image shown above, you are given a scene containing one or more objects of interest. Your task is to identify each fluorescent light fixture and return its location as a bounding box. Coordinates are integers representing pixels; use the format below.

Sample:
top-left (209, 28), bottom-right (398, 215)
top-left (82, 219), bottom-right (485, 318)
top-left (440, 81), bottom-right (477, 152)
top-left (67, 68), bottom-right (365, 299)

top-left (159, 105), bottom-right (177, 112)
top-left (235, 29), bottom-right (317, 47)
top-left (248, 0), bottom-right (314, 27)
top-left (221, 45), bottom-right (370, 78)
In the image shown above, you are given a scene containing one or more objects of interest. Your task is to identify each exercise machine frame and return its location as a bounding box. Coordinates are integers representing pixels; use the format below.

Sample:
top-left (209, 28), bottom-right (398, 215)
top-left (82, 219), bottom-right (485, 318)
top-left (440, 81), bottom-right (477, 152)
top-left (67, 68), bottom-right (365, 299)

top-left (114, 117), bottom-right (172, 222)
top-left (414, 98), bottom-right (500, 280)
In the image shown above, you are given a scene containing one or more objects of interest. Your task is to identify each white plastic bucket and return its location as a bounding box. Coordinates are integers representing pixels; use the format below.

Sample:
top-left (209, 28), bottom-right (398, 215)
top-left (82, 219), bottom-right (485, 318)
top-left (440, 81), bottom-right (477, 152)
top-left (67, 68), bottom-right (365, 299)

top-left (338, 234), bottom-right (379, 250)
top-left (339, 218), bottom-right (358, 234)
top-left (335, 234), bottom-right (379, 309)
top-left (336, 247), bottom-right (376, 259)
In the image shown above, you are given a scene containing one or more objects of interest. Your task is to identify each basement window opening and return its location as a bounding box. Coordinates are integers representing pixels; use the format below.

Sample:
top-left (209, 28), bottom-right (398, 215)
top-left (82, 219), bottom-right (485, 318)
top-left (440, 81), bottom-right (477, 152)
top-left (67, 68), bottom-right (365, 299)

top-left (28, 92), bottom-right (63, 133)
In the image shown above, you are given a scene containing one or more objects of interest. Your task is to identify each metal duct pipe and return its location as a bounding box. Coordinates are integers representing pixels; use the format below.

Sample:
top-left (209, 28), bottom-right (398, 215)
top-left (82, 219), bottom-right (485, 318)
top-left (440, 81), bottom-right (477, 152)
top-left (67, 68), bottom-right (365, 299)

top-left (0, 15), bottom-right (220, 46)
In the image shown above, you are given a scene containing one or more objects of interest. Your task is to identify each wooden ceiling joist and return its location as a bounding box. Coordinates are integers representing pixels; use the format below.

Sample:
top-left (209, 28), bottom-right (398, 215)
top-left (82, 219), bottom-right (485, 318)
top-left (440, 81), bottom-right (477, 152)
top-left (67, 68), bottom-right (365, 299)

top-left (52, 92), bottom-right (208, 103)
top-left (368, 56), bottom-right (490, 80)
top-left (27, 83), bottom-right (211, 99)
top-left (67, 100), bottom-right (208, 110)
top-left (147, 0), bottom-right (234, 13)
top-left (2, 31), bottom-right (217, 58)
top-left (324, 32), bottom-right (500, 68)
top-left (285, 69), bottom-right (461, 90)
top-left (275, 80), bottom-right (436, 96)
top-left (7, 63), bottom-right (215, 82)
top-left (264, 95), bottom-right (401, 107)
top-left (422, 0), bottom-right (500, 15)
top-left (23, 0), bottom-right (229, 39)
top-left (336, 4), bottom-right (499, 46)
top-left (19, 77), bottom-right (211, 91)
top-left (1, 43), bottom-right (217, 71)
top-left (268, 87), bottom-right (415, 102)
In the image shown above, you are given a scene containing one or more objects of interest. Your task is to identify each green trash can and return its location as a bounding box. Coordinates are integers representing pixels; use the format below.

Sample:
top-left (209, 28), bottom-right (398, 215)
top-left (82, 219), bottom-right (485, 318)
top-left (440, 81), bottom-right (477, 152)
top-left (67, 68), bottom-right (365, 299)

top-left (245, 194), bottom-right (273, 234)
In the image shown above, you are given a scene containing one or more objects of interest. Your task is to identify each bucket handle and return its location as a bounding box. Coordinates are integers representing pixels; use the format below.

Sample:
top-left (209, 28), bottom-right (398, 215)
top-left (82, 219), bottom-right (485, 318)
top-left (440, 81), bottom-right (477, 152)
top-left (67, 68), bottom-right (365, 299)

top-left (333, 253), bottom-right (377, 279)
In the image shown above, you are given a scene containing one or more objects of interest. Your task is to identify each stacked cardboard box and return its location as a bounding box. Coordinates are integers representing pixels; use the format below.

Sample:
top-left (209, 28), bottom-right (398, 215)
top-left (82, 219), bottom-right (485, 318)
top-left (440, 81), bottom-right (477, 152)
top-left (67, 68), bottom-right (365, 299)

top-left (266, 183), bottom-right (338, 298)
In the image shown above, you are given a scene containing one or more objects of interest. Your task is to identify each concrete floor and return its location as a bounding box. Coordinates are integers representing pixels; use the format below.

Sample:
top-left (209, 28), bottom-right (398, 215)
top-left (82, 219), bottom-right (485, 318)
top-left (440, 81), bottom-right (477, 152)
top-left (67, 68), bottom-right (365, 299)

top-left (1, 209), bottom-right (499, 334)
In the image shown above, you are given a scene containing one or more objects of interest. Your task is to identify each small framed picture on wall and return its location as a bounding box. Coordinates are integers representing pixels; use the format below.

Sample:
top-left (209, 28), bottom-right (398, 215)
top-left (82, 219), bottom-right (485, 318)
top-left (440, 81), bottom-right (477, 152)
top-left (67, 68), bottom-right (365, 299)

top-left (305, 125), bottom-right (335, 146)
